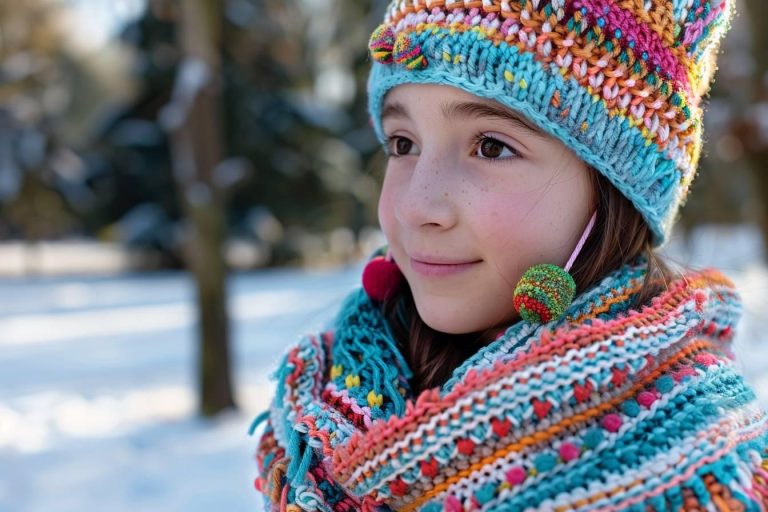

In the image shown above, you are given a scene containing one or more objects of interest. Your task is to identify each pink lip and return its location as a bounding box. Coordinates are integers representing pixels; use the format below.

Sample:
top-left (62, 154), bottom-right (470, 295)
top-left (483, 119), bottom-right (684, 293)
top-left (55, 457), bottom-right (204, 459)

top-left (410, 258), bottom-right (481, 277)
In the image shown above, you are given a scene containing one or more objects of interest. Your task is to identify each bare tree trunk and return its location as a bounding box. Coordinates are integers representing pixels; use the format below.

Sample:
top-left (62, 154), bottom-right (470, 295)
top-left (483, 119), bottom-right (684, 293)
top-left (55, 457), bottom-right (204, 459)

top-left (740, 0), bottom-right (768, 251)
top-left (162, 0), bottom-right (236, 416)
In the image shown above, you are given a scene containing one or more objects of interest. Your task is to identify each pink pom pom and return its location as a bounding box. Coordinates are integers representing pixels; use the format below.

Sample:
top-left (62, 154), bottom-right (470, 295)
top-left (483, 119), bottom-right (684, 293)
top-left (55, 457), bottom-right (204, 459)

top-left (362, 256), bottom-right (404, 302)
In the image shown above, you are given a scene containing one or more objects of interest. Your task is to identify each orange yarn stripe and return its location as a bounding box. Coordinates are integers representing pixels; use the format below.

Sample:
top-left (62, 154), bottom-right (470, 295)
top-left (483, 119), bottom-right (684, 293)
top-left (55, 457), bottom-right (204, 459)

top-left (399, 13), bottom-right (695, 154)
top-left (340, 273), bottom-right (730, 475)
top-left (569, 280), bottom-right (645, 324)
top-left (612, 0), bottom-right (678, 48)
top-left (390, 0), bottom-right (678, 51)
top-left (387, 0), bottom-right (694, 108)
top-left (402, 338), bottom-right (718, 511)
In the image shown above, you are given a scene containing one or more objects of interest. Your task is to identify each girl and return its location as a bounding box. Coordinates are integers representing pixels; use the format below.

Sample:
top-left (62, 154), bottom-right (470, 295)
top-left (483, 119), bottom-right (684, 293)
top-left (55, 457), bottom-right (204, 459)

top-left (251, 0), bottom-right (768, 510)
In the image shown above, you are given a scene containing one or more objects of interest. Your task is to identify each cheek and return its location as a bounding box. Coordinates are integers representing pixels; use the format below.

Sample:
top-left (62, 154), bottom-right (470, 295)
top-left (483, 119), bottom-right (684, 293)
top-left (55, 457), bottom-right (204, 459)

top-left (377, 170), bottom-right (398, 239)
top-left (467, 190), bottom-right (538, 247)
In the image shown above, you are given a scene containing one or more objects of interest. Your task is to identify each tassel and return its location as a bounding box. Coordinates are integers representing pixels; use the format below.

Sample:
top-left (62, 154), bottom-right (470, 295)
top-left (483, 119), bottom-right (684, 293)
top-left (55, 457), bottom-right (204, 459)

top-left (249, 409), bottom-right (270, 435)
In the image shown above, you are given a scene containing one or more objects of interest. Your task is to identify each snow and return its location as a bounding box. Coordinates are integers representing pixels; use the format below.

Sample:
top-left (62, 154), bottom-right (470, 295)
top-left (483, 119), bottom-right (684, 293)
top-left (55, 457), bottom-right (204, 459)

top-left (0, 265), bottom-right (360, 512)
top-left (0, 226), bottom-right (767, 511)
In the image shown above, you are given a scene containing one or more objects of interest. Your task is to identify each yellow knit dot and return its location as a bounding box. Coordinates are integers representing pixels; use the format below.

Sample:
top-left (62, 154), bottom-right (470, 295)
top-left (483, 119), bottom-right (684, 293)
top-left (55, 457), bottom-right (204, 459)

top-left (453, 54), bottom-right (461, 64)
top-left (331, 364), bottom-right (343, 379)
top-left (504, 70), bottom-right (514, 82)
top-left (406, 57), bottom-right (425, 70)
top-left (367, 390), bottom-right (383, 408)
top-left (581, 122), bottom-right (588, 132)
top-left (345, 374), bottom-right (360, 388)
top-left (519, 79), bottom-right (527, 89)
top-left (443, 51), bottom-right (451, 62)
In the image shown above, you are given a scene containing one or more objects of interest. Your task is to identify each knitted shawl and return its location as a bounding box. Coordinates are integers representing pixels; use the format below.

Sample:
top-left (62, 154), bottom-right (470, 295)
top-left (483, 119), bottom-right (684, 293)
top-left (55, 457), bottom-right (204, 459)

top-left (251, 260), bottom-right (768, 511)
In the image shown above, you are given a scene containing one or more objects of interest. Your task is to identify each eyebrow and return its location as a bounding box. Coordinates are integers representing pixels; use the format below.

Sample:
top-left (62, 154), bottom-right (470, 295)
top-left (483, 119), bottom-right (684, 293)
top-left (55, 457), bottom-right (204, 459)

top-left (380, 99), bottom-right (548, 143)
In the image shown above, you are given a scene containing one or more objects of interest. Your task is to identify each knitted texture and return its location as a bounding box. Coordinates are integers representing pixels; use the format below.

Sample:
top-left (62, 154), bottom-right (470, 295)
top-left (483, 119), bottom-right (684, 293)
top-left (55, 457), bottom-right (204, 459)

top-left (251, 260), bottom-right (768, 511)
top-left (366, 0), bottom-right (735, 246)
top-left (512, 263), bottom-right (576, 323)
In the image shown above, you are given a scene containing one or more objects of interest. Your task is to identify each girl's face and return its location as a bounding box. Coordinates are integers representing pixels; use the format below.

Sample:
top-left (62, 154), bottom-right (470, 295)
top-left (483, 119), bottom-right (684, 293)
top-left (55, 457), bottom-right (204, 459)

top-left (378, 83), bottom-right (594, 336)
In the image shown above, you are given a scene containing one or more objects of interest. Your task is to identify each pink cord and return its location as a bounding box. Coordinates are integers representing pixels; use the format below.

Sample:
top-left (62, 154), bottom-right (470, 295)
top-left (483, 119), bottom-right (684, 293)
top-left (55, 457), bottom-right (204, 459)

top-left (382, 213), bottom-right (594, 271)
top-left (564, 211), bottom-right (597, 272)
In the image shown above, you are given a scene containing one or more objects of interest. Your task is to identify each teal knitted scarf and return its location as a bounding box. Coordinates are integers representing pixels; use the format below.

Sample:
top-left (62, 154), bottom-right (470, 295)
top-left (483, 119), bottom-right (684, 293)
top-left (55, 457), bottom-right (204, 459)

top-left (251, 260), bottom-right (768, 511)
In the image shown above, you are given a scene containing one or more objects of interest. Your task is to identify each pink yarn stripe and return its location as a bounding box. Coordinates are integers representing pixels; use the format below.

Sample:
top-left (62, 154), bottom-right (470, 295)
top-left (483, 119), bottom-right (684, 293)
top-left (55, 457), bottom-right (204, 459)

top-left (603, 417), bottom-right (768, 511)
top-left (280, 484), bottom-right (289, 511)
top-left (336, 281), bottom-right (698, 476)
top-left (682, 0), bottom-right (728, 46)
top-left (573, 0), bottom-right (690, 92)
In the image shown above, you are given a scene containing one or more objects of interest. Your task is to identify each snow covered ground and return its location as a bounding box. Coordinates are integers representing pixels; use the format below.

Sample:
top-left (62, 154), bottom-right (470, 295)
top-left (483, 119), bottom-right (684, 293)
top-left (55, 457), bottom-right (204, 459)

top-left (0, 266), bottom-right (361, 512)
top-left (0, 226), bottom-right (766, 512)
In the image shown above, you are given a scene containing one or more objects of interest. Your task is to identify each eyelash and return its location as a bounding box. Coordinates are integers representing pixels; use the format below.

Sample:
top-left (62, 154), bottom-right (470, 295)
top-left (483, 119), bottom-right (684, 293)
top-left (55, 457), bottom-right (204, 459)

top-left (384, 134), bottom-right (521, 161)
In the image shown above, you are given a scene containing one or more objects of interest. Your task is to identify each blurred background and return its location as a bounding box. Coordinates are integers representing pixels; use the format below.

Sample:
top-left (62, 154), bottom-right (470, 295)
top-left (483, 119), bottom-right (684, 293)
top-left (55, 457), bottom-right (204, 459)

top-left (0, 0), bottom-right (766, 510)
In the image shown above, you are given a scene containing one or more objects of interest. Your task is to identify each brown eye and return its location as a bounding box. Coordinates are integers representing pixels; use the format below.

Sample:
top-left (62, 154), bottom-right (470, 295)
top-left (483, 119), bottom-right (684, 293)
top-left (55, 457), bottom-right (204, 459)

top-left (479, 138), bottom-right (504, 158)
top-left (394, 136), bottom-right (414, 155)
top-left (475, 136), bottom-right (518, 160)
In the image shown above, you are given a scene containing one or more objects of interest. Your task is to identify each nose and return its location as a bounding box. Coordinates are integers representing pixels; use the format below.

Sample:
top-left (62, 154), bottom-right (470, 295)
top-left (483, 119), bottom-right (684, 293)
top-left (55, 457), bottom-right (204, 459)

top-left (394, 149), bottom-right (458, 230)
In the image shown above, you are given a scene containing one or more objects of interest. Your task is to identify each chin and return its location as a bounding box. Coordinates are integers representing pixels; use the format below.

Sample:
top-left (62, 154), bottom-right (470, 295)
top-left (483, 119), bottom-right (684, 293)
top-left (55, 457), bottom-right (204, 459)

top-left (413, 298), bottom-right (484, 335)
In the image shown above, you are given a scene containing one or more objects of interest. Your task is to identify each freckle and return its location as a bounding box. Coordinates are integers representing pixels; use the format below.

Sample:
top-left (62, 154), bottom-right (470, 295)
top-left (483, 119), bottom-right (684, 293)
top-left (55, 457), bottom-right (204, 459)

top-left (444, 192), bottom-right (449, 197)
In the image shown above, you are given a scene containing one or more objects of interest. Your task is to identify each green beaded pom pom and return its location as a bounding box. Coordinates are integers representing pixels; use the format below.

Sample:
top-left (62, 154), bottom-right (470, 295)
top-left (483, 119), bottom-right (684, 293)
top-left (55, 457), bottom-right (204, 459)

top-left (513, 264), bottom-right (576, 324)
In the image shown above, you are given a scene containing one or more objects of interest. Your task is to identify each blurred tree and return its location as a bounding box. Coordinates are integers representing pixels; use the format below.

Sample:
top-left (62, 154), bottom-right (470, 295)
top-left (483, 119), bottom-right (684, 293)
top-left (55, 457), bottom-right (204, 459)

top-left (219, 0), bottom-right (384, 263)
top-left (82, 0), bottom-right (386, 416)
top-left (161, 0), bottom-right (235, 415)
top-left (88, 0), bottom-right (184, 267)
top-left (91, 0), bottom-right (385, 267)
top-left (0, 0), bottom-right (101, 272)
top-left (738, 0), bottom-right (768, 251)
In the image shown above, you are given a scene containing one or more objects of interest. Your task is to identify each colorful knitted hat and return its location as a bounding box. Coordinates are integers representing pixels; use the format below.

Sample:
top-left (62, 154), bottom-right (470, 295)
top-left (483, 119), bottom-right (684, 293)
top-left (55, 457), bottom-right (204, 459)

top-left (367, 0), bottom-right (735, 246)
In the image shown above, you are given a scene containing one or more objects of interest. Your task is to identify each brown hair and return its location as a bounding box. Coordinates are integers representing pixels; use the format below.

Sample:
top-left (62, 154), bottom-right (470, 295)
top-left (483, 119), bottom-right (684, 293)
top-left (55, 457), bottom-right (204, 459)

top-left (380, 170), bottom-right (677, 394)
